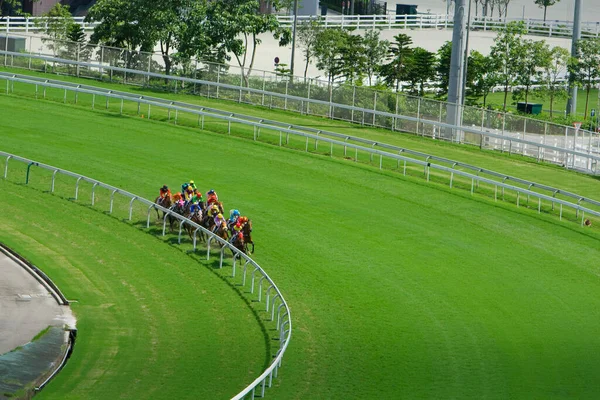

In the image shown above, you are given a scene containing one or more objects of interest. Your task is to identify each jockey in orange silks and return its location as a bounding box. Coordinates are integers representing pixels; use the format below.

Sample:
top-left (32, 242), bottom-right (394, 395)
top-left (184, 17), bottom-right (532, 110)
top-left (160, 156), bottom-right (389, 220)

top-left (206, 189), bottom-right (219, 206)
top-left (159, 185), bottom-right (171, 199)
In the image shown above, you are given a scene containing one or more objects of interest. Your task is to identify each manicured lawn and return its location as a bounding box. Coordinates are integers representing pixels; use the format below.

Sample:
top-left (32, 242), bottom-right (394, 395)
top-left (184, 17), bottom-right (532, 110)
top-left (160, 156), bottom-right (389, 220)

top-left (1, 91), bottom-right (600, 399)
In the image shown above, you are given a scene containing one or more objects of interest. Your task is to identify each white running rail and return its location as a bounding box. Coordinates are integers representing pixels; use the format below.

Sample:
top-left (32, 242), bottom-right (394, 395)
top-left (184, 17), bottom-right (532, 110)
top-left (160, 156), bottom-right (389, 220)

top-left (0, 151), bottom-right (291, 400)
top-left (2, 81), bottom-right (599, 226)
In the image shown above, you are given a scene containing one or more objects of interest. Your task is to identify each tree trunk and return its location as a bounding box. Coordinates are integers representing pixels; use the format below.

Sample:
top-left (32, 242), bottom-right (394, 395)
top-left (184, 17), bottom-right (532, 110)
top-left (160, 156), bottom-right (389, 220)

top-left (304, 51), bottom-right (310, 80)
top-left (525, 86), bottom-right (529, 105)
top-left (543, 6), bottom-right (547, 22)
top-left (503, 84), bottom-right (509, 111)
top-left (585, 85), bottom-right (591, 119)
top-left (549, 92), bottom-right (554, 118)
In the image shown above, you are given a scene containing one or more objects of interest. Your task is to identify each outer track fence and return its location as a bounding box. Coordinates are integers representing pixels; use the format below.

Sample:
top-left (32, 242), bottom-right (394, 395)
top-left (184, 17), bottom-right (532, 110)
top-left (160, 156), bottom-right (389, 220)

top-left (3, 70), bottom-right (600, 214)
top-left (0, 151), bottom-right (292, 400)
top-left (2, 33), bottom-right (599, 171)
top-left (0, 57), bottom-right (600, 174)
top-left (3, 80), bottom-right (600, 227)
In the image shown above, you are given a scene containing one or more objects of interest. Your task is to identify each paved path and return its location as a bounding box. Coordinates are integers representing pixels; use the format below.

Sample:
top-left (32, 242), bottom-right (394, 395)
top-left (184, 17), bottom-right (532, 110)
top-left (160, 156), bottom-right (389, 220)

top-left (0, 251), bottom-right (73, 355)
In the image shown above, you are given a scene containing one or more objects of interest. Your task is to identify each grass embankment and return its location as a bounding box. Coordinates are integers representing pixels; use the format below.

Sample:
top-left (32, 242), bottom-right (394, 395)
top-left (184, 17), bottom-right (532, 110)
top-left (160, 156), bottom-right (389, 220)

top-left (1, 93), bottom-right (600, 398)
top-left (2, 66), bottom-right (599, 206)
top-left (0, 129), bottom-right (267, 398)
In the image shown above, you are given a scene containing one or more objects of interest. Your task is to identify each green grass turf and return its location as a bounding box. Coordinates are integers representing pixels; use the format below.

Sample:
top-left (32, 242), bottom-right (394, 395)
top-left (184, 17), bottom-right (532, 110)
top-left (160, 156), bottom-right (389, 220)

top-left (482, 88), bottom-right (600, 119)
top-left (2, 92), bottom-right (600, 399)
top-left (2, 66), bottom-right (600, 206)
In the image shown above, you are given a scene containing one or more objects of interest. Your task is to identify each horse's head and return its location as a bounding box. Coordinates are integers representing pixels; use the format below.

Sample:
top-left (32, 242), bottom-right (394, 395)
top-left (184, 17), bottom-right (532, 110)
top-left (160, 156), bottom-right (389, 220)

top-left (244, 219), bottom-right (253, 233)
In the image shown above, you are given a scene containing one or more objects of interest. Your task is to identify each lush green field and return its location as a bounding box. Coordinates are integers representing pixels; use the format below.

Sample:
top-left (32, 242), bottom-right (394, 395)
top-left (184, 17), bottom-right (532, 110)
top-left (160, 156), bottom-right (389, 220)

top-left (2, 90), bottom-right (600, 399)
top-left (483, 88), bottom-right (600, 120)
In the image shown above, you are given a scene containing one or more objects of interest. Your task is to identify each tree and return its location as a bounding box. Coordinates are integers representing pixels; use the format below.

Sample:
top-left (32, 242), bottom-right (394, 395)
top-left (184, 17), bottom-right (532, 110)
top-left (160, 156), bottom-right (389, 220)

top-left (514, 39), bottom-right (551, 105)
top-left (535, 0), bottom-right (560, 22)
top-left (539, 46), bottom-right (570, 117)
top-left (35, 3), bottom-right (75, 56)
top-left (86, 0), bottom-right (156, 68)
top-left (205, 0), bottom-right (291, 86)
top-left (496, 0), bottom-right (512, 20)
top-left (490, 21), bottom-right (527, 111)
top-left (0, 0), bottom-right (31, 19)
top-left (338, 33), bottom-right (367, 85)
top-left (435, 41), bottom-right (452, 98)
top-left (380, 33), bottom-right (413, 90)
top-left (466, 51), bottom-right (499, 106)
top-left (569, 38), bottom-right (600, 119)
top-left (405, 47), bottom-right (436, 96)
top-left (175, 0), bottom-right (229, 68)
top-left (313, 28), bottom-right (346, 84)
top-left (297, 18), bottom-right (323, 80)
top-left (362, 29), bottom-right (389, 86)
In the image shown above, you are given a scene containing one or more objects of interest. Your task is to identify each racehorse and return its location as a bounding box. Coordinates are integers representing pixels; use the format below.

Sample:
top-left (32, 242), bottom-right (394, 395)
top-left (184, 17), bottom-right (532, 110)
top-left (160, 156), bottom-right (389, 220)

top-left (242, 219), bottom-right (254, 254)
top-left (186, 209), bottom-right (206, 242)
top-left (212, 217), bottom-right (229, 243)
top-left (154, 193), bottom-right (172, 219)
top-left (231, 232), bottom-right (245, 254)
top-left (167, 201), bottom-right (186, 232)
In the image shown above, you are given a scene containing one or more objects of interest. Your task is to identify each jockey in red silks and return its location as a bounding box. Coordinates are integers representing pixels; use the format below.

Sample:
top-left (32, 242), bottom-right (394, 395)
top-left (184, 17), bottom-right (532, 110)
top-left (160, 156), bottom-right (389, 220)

top-left (206, 189), bottom-right (219, 206)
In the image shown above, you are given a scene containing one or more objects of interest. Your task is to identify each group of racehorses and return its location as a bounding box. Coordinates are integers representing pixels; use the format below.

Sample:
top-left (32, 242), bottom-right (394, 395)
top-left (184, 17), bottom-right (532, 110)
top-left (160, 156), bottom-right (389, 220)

top-left (154, 189), bottom-right (254, 255)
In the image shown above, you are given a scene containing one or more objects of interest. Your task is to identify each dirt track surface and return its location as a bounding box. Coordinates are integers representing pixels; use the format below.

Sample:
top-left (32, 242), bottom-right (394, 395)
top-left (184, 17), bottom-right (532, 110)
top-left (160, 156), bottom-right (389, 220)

top-left (0, 251), bottom-right (72, 355)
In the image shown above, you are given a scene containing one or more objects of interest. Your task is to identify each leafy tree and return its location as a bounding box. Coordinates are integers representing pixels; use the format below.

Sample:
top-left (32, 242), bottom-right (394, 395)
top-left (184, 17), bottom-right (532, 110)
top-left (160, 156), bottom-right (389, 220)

top-left (466, 50), bottom-right (499, 106)
top-left (380, 33), bottom-right (413, 90)
top-left (297, 17), bottom-right (323, 80)
top-left (405, 47), bottom-right (436, 96)
top-left (0, 0), bottom-right (31, 19)
top-left (569, 38), bottom-right (600, 119)
top-left (205, 0), bottom-right (291, 86)
top-left (86, 0), bottom-right (156, 68)
top-left (35, 3), bottom-right (75, 56)
top-left (313, 28), bottom-right (347, 83)
top-left (175, 0), bottom-right (228, 67)
top-left (534, 0), bottom-right (560, 22)
top-left (538, 46), bottom-right (570, 117)
top-left (338, 33), bottom-right (366, 85)
top-left (514, 39), bottom-right (551, 105)
top-left (435, 41), bottom-right (452, 98)
top-left (362, 29), bottom-right (388, 86)
top-left (490, 21), bottom-right (527, 111)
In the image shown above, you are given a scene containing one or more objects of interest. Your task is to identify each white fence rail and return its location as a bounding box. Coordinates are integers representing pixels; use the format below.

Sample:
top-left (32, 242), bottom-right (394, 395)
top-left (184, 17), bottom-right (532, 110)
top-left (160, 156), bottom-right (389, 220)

top-left (0, 151), bottom-right (292, 400)
top-left (3, 78), bottom-right (600, 227)
top-left (1, 15), bottom-right (600, 39)
top-left (3, 32), bottom-right (599, 166)
top-left (2, 52), bottom-right (600, 174)
top-left (4, 69), bottom-right (600, 214)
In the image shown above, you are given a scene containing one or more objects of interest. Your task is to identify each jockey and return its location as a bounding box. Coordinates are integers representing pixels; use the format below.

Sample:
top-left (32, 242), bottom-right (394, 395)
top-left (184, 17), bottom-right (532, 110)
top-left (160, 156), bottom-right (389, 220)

top-left (206, 189), bottom-right (219, 206)
top-left (159, 185), bottom-right (171, 199)
top-left (213, 213), bottom-right (227, 232)
top-left (189, 180), bottom-right (197, 191)
top-left (189, 201), bottom-right (202, 218)
top-left (172, 192), bottom-right (183, 203)
top-left (183, 185), bottom-right (195, 203)
top-left (227, 209), bottom-right (240, 229)
top-left (181, 182), bottom-right (190, 194)
top-left (191, 190), bottom-right (204, 207)
top-left (207, 204), bottom-right (220, 218)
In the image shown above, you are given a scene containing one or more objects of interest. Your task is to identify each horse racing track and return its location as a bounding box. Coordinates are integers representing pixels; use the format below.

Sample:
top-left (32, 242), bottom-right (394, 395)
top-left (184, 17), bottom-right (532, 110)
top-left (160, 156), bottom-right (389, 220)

top-left (1, 89), bottom-right (600, 399)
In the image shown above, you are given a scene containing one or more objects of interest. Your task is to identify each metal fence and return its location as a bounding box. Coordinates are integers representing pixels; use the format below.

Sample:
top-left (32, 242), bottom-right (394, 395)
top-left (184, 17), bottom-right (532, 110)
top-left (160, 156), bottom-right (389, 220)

top-left (5, 69), bottom-right (600, 211)
top-left (3, 76), bottom-right (600, 227)
top-left (2, 15), bottom-right (600, 39)
top-left (0, 151), bottom-right (292, 400)
top-left (2, 32), bottom-right (599, 167)
top-left (3, 48), bottom-right (600, 173)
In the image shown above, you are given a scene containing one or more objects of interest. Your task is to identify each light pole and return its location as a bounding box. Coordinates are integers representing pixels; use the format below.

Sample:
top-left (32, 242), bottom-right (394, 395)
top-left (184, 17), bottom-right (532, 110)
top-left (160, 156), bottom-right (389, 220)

top-left (566, 0), bottom-right (583, 116)
top-left (461, 0), bottom-right (472, 106)
top-left (290, 0), bottom-right (299, 80)
top-left (446, 0), bottom-right (466, 141)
